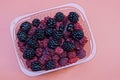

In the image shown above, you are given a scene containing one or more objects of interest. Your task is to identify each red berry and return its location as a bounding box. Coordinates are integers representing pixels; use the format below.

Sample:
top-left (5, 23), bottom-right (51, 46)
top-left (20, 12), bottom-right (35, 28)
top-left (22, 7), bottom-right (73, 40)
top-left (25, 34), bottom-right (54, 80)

top-left (26, 57), bottom-right (38, 67)
top-left (74, 41), bottom-right (82, 50)
top-left (59, 58), bottom-right (68, 66)
top-left (18, 41), bottom-right (25, 47)
top-left (20, 45), bottom-right (28, 52)
top-left (62, 16), bottom-right (68, 26)
top-left (69, 57), bottom-right (79, 64)
top-left (38, 20), bottom-right (46, 29)
top-left (60, 52), bottom-right (67, 58)
top-left (68, 51), bottom-right (76, 59)
top-left (43, 39), bottom-right (49, 47)
top-left (74, 23), bottom-right (83, 30)
top-left (35, 48), bottom-right (43, 57)
top-left (80, 36), bottom-right (88, 45)
top-left (52, 55), bottom-right (60, 61)
top-left (55, 22), bottom-right (62, 29)
top-left (54, 62), bottom-right (61, 68)
top-left (38, 40), bottom-right (44, 48)
top-left (55, 47), bottom-right (63, 55)
top-left (28, 27), bottom-right (37, 35)
top-left (77, 49), bottom-right (86, 59)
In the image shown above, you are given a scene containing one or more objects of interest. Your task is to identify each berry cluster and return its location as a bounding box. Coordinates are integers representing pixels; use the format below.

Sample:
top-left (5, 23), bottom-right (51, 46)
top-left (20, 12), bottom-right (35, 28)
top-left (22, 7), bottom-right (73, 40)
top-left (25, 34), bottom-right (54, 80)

top-left (17, 12), bottom-right (88, 71)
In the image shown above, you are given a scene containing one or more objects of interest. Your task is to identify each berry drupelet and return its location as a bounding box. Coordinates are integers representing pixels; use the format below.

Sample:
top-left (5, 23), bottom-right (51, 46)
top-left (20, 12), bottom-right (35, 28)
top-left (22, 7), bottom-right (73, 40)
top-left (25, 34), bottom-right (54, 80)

top-left (45, 60), bottom-right (55, 70)
top-left (62, 41), bottom-right (75, 52)
top-left (45, 28), bottom-right (54, 37)
top-left (68, 12), bottom-right (79, 23)
top-left (30, 61), bottom-right (42, 71)
top-left (23, 48), bottom-right (35, 60)
top-left (48, 39), bottom-right (58, 49)
top-left (17, 31), bottom-right (27, 42)
top-left (20, 21), bottom-right (31, 32)
top-left (55, 12), bottom-right (64, 22)
top-left (46, 18), bottom-right (56, 28)
top-left (66, 23), bottom-right (74, 32)
top-left (59, 24), bottom-right (65, 32)
top-left (71, 29), bottom-right (84, 41)
top-left (53, 30), bottom-right (63, 40)
top-left (32, 18), bottom-right (40, 27)
top-left (34, 29), bottom-right (45, 40)
top-left (27, 38), bottom-right (38, 49)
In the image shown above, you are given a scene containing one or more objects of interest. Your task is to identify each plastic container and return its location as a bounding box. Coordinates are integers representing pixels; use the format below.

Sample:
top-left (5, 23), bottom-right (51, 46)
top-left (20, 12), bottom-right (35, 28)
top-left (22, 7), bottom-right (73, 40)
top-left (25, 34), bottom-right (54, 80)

top-left (10, 3), bottom-right (96, 76)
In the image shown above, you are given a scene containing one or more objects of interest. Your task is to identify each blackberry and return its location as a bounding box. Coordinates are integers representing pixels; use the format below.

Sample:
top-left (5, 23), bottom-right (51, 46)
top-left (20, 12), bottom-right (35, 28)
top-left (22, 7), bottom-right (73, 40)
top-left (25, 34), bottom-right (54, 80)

top-left (34, 29), bottom-right (45, 40)
top-left (30, 61), bottom-right (42, 71)
top-left (23, 48), bottom-right (35, 60)
top-left (55, 12), bottom-right (64, 22)
top-left (68, 12), bottom-right (79, 23)
top-left (27, 38), bottom-right (38, 49)
top-left (62, 41), bottom-right (75, 51)
top-left (17, 31), bottom-right (27, 42)
top-left (53, 30), bottom-right (63, 40)
top-left (48, 39), bottom-right (58, 49)
top-left (46, 18), bottom-right (56, 28)
top-left (59, 24), bottom-right (65, 32)
top-left (20, 21), bottom-right (31, 32)
top-left (66, 23), bottom-right (74, 32)
top-left (32, 18), bottom-right (40, 27)
top-left (45, 60), bottom-right (55, 70)
top-left (45, 28), bottom-right (53, 37)
top-left (71, 30), bottom-right (84, 41)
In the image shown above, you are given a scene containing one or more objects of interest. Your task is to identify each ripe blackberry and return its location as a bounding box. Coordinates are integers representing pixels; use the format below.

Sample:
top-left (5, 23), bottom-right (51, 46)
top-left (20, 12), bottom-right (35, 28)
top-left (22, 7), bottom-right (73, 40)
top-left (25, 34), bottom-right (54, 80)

top-left (66, 23), bottom-right (74, 32)
top-left (48, 39), bottom-right (58, 49)
top-left (62, 41), bottom-right (75, 51)
top-left (30, 61), bottom-right (42, 71)
top-left (59, 24), bottom-right (65, 32)
top-left (45, 28), bottom-right (53, 37)
top-left (17, 31), bottom-right (27, 42)
top-left (45, 60), bottom-right (55, 70)
top-left (46, 18), bottom-right (56, 28)
top-left (20, 21), bottom-right (31, 32)
top-left (23, 48), bottom-right (35, 60)
top-left (68, 12), bottom-right (79, 23)
top-left (34, 29), bottom-right (45, 40)
top-left (53, 30), bottom-right (63, 40)
top-left (71, 30), bottom-right (84, 41)
top-left (32, 18), bottom-right (40, 27)
top-left (27, 38), bottom-right (38, 49)
top-left (55, 12), bottom-right (64, 22)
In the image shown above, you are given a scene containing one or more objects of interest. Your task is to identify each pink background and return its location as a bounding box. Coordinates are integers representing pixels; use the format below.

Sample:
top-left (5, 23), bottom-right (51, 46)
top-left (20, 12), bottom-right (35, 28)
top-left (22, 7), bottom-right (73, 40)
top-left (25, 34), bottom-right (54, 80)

top-left (0, 0), bottom-right (120, 80)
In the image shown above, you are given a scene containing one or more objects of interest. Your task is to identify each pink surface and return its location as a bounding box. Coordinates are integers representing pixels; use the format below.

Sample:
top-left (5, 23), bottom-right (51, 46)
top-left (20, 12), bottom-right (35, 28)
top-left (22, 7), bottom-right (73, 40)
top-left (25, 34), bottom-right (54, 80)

top-left (0, 0), bottom-right (120, 80)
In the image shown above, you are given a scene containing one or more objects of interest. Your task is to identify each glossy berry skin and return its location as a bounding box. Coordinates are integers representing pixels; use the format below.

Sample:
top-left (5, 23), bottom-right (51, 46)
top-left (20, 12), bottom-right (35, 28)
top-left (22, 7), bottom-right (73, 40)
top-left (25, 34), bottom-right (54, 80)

top-left (55, 12), bottom-right (64, 22)
top-left (32, 18), bottom-right (40, 27)
top-left (34, 29), bottom-right (45, 40)
top-left (27, 38), bottom-right (38, 49)
top-left (23, 48), bottom-right (35, 60)
top-left (46, 18), bottom-right (56, 28)
top-left (45, 28), bottom-right (53, 37)
top-left (68, 12), bottom-right (79, 23)
top-left (45, 60), bottom-right (55, 70)
top-left (48, 39), bottom-right (58, 49)
top-left (17, 31), bottom-right (27, 42)
top-left (66, 23), bottom-right (74, 32)
top-left (62, 41), bottom-right (75, 52)
top-left (53, 30), bottom-right (63, 40)
top-left (59, 24), bottom-right (65, 32)
top-left (20, 21), bottom-right (31, 32)
top-left (30, 61), bottom-right (42, 71)
top-left (71, 29), bottom-right (84, 41)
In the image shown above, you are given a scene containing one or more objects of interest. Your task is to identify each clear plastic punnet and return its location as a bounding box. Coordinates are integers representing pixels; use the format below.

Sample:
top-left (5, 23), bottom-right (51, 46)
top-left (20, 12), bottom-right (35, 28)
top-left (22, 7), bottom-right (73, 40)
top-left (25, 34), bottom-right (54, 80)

top-left (10, 3), bottom-right (96, 76)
